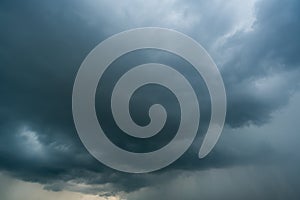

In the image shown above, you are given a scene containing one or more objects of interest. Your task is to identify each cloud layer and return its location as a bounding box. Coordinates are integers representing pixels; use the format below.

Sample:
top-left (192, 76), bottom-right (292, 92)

top-left (0, 0), bottom-right (300, 199)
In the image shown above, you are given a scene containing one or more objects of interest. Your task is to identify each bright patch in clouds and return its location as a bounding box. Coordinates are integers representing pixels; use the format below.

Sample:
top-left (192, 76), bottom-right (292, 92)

top-left (0, 173), bottom-right (123, 200)
top-left (19, 127), bottom-right (44, 155)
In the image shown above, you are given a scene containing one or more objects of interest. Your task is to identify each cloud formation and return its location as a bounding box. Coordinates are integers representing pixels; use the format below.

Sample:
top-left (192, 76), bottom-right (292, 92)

top-left (0, 0), bottom-right (300, 199)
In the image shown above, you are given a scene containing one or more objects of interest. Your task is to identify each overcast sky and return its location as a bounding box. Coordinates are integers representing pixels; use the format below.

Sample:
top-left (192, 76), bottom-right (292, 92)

top-left (1, 0), bottom-right (300, 199)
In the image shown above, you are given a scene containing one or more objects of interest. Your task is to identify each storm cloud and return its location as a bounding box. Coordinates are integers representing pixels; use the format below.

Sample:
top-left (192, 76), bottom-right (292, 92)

top-left (0, 0), bottom-right (300, 199)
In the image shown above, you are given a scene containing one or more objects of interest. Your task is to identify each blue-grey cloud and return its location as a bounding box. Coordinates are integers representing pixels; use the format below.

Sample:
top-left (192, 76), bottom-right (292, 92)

top-left (0, 0), bottom-right (300, 198)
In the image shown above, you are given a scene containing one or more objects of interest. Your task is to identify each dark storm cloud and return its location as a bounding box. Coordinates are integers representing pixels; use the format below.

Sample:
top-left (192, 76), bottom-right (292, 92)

top-left (0, 0), bottom-right (110, 187)
top-left (222, 0), bottom-right (300, 127)
top-left (0, 0), bottom-right (300, 196)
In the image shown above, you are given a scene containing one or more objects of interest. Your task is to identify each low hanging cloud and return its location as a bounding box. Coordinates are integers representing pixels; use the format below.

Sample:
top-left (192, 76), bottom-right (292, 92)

top-left (0, 0), bottom-right (300, 198)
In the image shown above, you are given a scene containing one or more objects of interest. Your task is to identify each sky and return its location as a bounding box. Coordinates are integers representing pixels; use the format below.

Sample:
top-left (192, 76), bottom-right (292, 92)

top-left (0, 0), bottom-right (300, 199)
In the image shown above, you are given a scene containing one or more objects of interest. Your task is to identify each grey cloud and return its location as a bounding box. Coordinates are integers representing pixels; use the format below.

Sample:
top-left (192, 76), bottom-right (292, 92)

top-left (220, 0), bottom-right (300, 127)
top-left (0, 0), bottom-right (300, 198)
